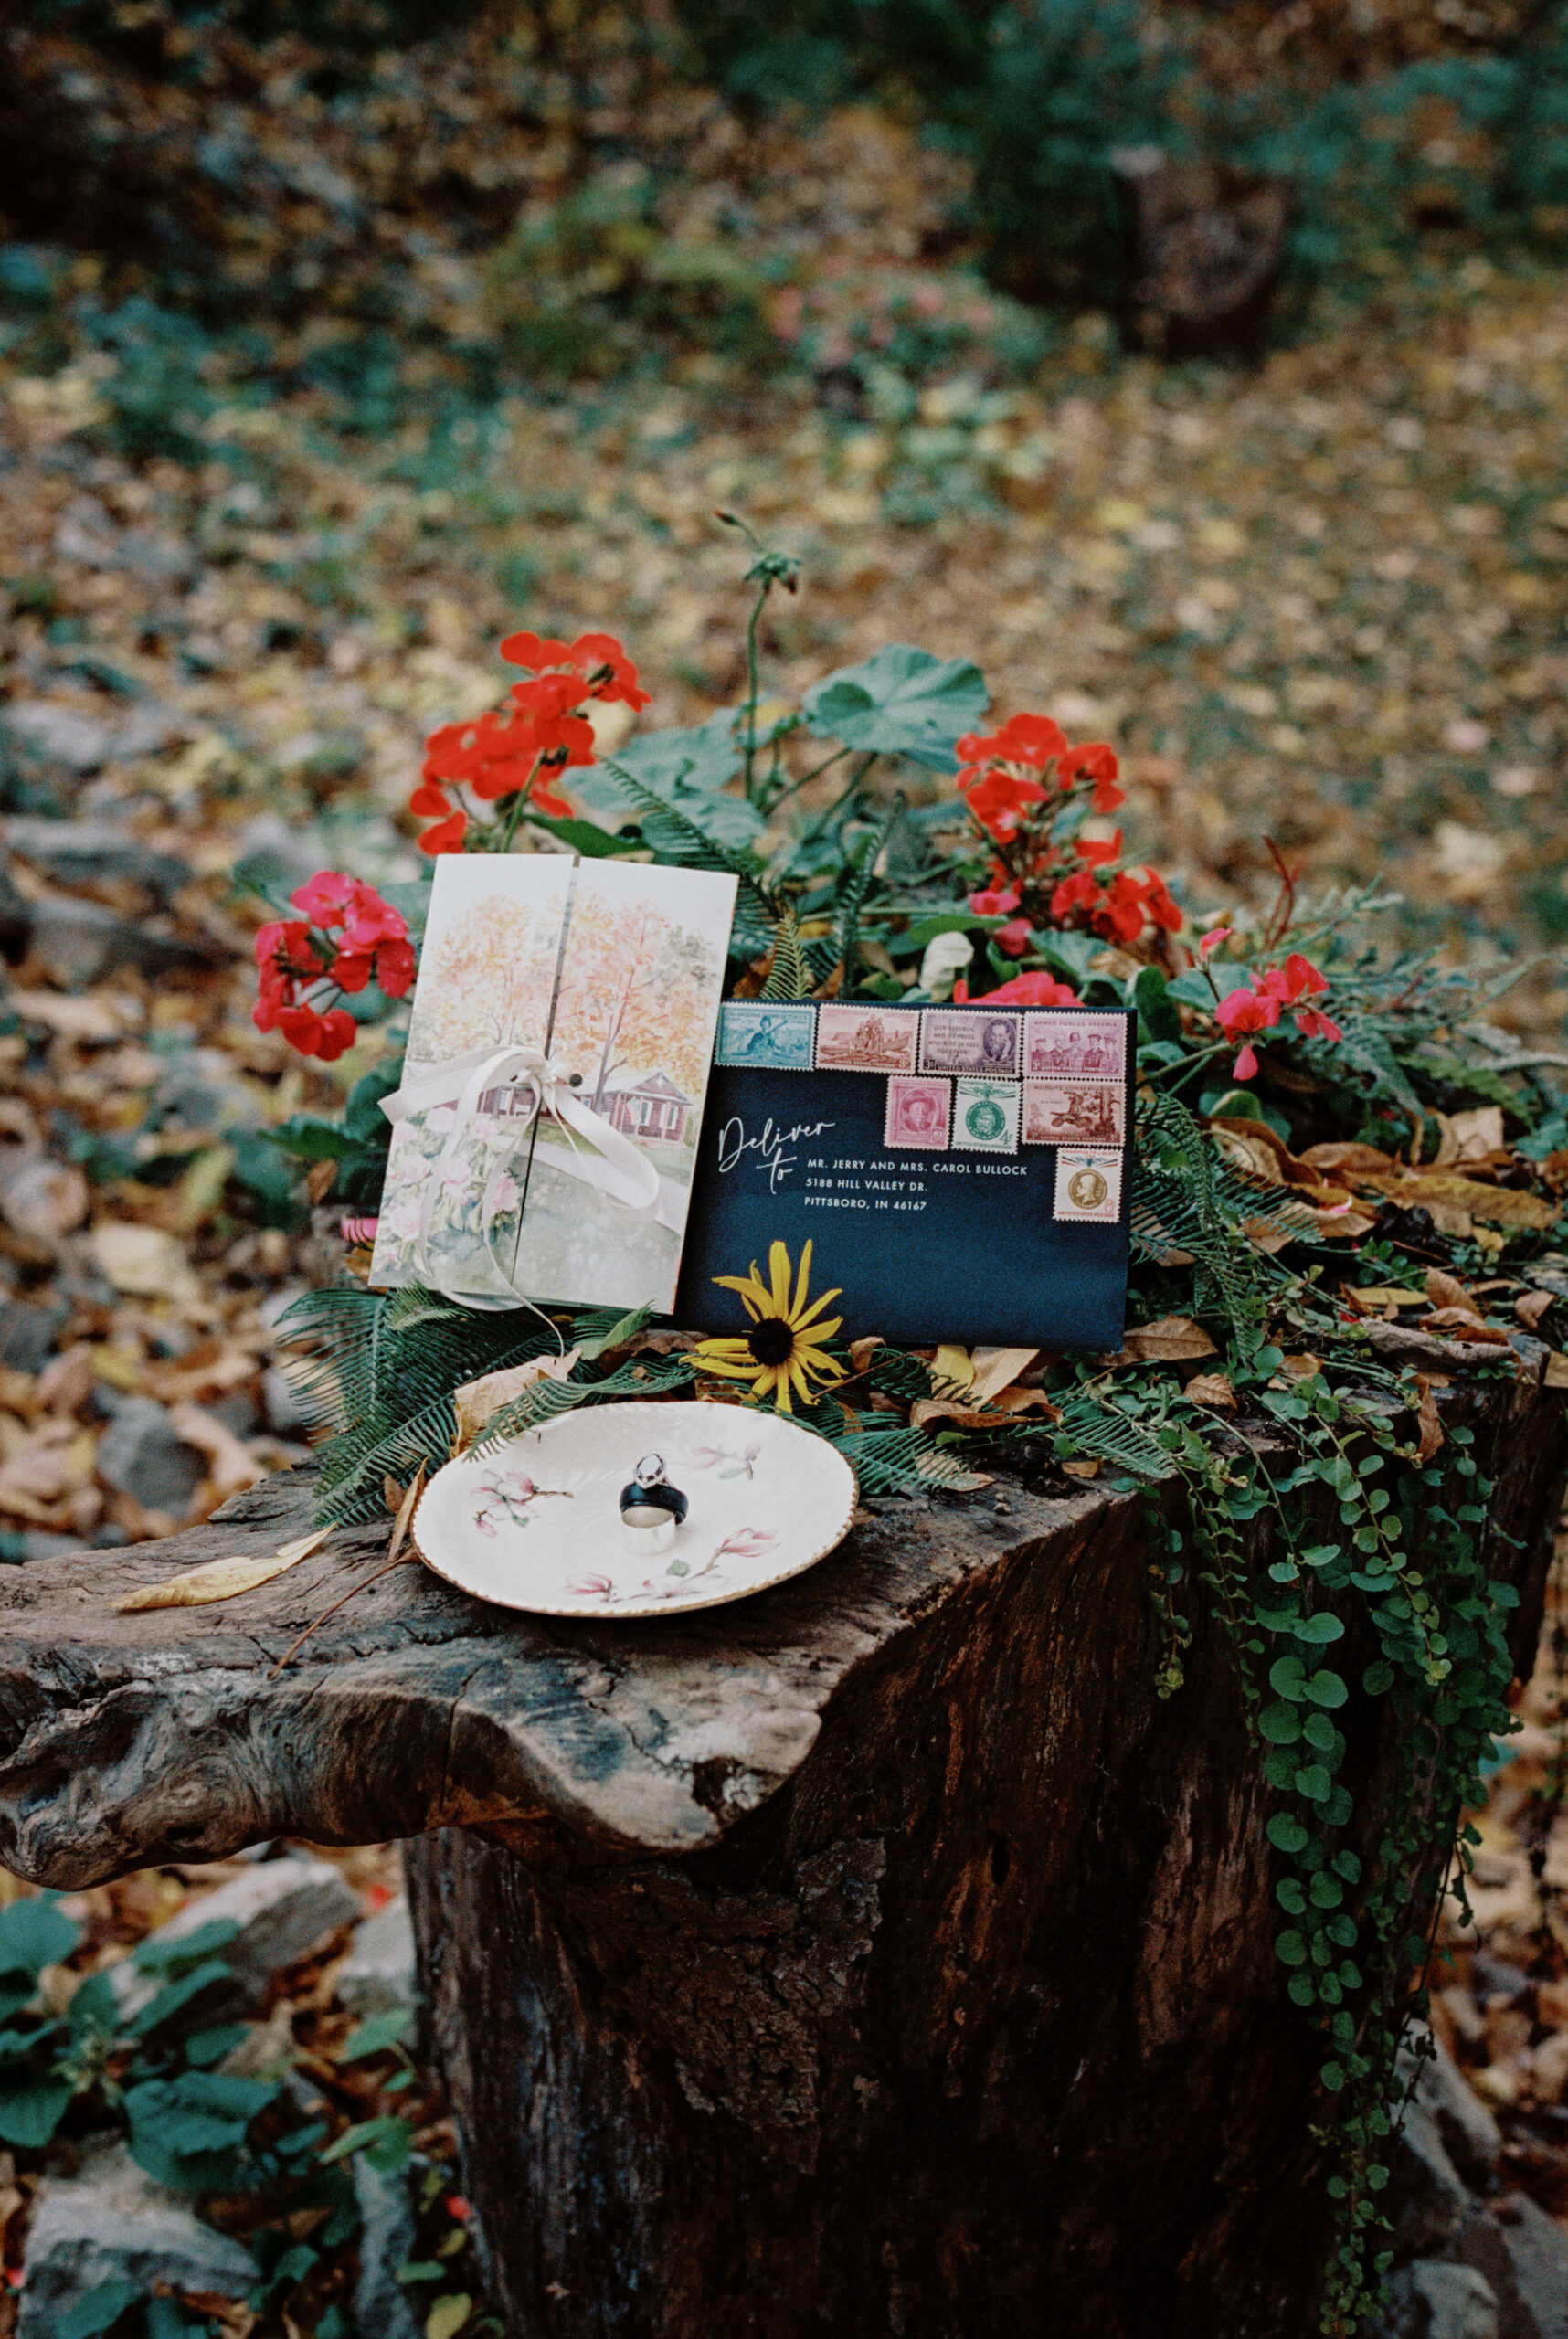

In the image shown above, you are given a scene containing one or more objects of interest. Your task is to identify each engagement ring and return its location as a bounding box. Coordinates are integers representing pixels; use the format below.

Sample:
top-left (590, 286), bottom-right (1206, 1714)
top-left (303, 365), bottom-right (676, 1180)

top-left (619, 1453), bottom-right (689, 1554)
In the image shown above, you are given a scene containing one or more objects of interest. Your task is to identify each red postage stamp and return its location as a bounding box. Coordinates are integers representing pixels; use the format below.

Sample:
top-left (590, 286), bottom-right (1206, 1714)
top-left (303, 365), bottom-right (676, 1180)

top-left (1022, 1080), bottom-right (1127, 1146)
top-left (884, 1076), bottom-right (952, 1149)
top-left (815, 1003), bottom-right (921, 1074)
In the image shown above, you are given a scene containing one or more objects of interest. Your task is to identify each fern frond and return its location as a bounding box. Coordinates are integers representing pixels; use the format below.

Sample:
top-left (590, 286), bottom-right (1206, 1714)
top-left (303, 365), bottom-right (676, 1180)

top-left (598, 755), bottom-right (777, 935)
top-left (1053, 1389), bottom-right (1180, 1482)
top-left (1131, 1091), bottom-right (1288, 1349)
top-left (761, 910), bottom-right (811, 1001)
top-left (835, 806), bottom-right (896, 994)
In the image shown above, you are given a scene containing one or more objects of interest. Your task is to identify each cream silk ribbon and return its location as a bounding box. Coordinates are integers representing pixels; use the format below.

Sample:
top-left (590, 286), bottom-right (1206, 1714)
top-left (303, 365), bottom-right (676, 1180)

top-left (380, 1042), bottom-right (680, 1310)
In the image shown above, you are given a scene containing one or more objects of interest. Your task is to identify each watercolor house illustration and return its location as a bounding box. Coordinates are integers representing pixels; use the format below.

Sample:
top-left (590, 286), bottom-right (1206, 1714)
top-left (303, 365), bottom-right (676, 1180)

top-left (599, 1068), bottom-right (693, 1145)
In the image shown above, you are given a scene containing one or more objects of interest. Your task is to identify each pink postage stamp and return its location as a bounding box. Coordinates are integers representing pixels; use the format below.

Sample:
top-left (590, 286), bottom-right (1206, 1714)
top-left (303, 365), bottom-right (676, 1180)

top-left (815, 1002), bottom-right (920, 1074)
top-left (884, 1076), bottom-right (952, 1149)
top-left (1022, 1080), bottom-right (1127, 1146)
top-left (1023, 1012), bottom-right (1127, 1081)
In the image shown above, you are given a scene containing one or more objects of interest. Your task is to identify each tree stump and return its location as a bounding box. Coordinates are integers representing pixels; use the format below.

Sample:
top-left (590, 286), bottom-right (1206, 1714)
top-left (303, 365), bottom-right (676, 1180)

top-left (0, 1364), bottom-right (1562, 2339)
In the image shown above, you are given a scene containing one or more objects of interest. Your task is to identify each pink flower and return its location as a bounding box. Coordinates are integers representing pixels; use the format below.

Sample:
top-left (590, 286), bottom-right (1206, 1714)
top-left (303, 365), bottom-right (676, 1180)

top-left (994, 917), bottom-right (1033, 957)
top-left (567, 1572), bottom-right (614, 1598)
top-left (1295, 1005), bottom-right (1342, 1043)
top-left (1197, 927), bottom-right (1234, 963)
top-left (969, 885), bottom-right (1022, 916)
top-left (717, 1527), bottom-right (779, 1560)
top-left (1233, 1043), bottom-right (1260, 1083)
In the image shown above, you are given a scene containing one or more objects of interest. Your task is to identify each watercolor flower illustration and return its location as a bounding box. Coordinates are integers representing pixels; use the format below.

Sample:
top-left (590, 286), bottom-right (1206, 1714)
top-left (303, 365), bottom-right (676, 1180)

top-left (473, 1467), bottom-right (572, 1540)
top-left (688, 1440), bottom-right (764, 1480)
top-left (693, 1237), bottom-right (847, 1413)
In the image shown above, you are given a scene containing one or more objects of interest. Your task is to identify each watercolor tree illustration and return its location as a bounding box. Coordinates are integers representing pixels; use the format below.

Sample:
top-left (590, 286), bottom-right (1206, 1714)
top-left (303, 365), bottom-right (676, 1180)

top-left (552, 891), bottom-right (720, 1135)
top-left (407, 893), bottom-right (561, 1066)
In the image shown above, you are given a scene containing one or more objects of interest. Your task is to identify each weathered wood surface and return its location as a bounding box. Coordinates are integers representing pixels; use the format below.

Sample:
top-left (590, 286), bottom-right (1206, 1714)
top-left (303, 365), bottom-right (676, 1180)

top-left (0, 1453), bottom-right (1128, 1886)
top-left (0, 1368), bottom-right (1563, 2338)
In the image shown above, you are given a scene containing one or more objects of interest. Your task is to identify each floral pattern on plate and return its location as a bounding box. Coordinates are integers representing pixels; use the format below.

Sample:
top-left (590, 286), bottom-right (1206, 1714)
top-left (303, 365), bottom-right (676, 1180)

top-left (414, 1401), bottom-right (856, 1619)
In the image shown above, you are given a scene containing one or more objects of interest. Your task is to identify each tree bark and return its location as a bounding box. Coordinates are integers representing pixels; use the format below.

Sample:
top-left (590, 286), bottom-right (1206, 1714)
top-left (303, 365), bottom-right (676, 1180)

top-left (0, 1367), bottom-right (1561, 2337)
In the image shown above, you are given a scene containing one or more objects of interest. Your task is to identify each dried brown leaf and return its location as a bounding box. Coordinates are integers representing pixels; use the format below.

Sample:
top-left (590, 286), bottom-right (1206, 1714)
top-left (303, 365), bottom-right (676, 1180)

top-left (114, 1527), bottom-right (331, 1612)
top-left (1120, 1316), bottom-right (1218, 1363)
top-left (451, 1350), bottom-right (580, 1452)
top-left (1425, 1268), bottom-right (1480, 1317)
top-left (1186, 1372), bottom-right (1235, 1410)
top-left (1516, 1289), bottom-right (1555, 1330)
top-left (1545, 1353), bottom-right (1568, 1390)
top-left (1414, 1374), bottom-right (1445, 1464)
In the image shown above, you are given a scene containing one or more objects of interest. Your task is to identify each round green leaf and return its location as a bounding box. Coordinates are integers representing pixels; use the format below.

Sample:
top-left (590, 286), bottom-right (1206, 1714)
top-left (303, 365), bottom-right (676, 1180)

top-left (1267, 1813), bottom-right (1310, 1855)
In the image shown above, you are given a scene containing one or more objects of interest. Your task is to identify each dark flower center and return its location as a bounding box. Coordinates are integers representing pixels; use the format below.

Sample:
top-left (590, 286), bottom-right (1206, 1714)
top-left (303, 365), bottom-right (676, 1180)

top-left (747, 1317), bottom-right (796, 1367)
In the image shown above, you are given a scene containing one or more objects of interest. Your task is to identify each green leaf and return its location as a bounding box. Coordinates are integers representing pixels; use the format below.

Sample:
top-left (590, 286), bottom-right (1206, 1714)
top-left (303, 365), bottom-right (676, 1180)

top-left (132, 1918), bottom-right (239, 1977)
top-left (1267, 1813), bottom-right (1310, 1855)
top-left (1131, 963), bottom-right (1180, 1043)
top-left (320, 2113), bottom-right (414, 2171)
top-left (1258, 1701), bottom-right (1302, 1744)
top-left (124, 2071), bottom-right (277, 2193)
top-left (58, 2281), bottom-right (142, 2339)
top-left (335, 2007), bottom-right (417, 2063)
top-left (524, 814), bottom-right (645, 859)
top-left (397, 2260), bottom-right (447, 2284)
top-left (0, 2071), bottom-right (73, 2148)
top-left (1303, 1669), bottom-right (1348, 1709)
top-left (0, 1894), bottom-right (80, 1979)
top-left (427, 2296), bottom-right (473, 2339)
top-left (1319, 2060), bottom-right (1347, 2093)
top-left (1291, 1613), bottom-right (1345, 1646)
top-left (1268, 1656), bottom-right (1308, 1702)
top-left (68, 1970), bottom-right (119, 2042)
top-left (185, 2023), bottom-right (250, 2069)
top-left (760, 909), bottom-right (811, 1001)
top-left (801, 645), bottom-right (988, 770)
top-left (128, 1957), bottom-right (236, 2039)
top-left (1275, 1930), bottom-right (1308, 1967)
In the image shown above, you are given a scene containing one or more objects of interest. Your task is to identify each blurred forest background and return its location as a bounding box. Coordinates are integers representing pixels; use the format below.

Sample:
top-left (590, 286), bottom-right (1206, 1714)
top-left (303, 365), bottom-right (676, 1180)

top-left (5, 8), bottom-right (1568, 2334)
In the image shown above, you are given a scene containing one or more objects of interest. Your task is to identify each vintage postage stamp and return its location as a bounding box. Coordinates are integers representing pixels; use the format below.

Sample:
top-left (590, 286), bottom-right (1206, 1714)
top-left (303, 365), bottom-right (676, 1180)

top-left (1023, 1012), bottom-right (1127, 1081)
top-left (815, 1002), bottom-right (920, 1074)
top-left (953, 1077), bottom-right (1021, 1154)
top-left (1022, 1079), bottom-right (1126, 1147)
top-left (919, 1008), bottom-right (1022, 1079)
top-left (715, 1001), bottom-right (817, 1070)
top-left (1053, 1148), bottom-right (1124, 1222)
top-left (884, 1075), bottom-right (952, 1150)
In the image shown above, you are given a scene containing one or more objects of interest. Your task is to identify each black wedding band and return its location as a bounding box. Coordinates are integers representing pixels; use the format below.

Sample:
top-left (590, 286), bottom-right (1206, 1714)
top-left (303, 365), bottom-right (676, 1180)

top-left (619, 1460), bottom-right (688, 1527)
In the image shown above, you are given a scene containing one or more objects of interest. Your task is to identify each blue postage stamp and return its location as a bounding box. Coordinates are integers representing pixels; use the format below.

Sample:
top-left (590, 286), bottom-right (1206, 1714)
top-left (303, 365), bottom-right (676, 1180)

top-left (714, 1001), bottom-right (817, 1070)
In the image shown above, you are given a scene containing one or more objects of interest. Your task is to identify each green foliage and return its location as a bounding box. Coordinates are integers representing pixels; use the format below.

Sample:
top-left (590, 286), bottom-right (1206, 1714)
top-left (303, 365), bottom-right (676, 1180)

top-left (800, 644), bottom-right (989, 772)
top-left (57, 2283), bottom-right (143, 2339)
top-left (123, 2069), bottom-right (280, 2192)
top-left (269, 1062), bottom-right (405, 1211)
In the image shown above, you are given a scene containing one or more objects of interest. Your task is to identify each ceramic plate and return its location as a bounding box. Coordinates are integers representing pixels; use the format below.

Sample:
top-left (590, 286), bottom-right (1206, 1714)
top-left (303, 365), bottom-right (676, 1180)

top-left (413, 1400), bottom-right (858, 1617)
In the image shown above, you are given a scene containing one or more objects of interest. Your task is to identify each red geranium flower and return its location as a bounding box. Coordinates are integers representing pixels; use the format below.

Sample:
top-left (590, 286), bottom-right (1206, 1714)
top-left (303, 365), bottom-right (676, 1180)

top-left (1057, 741), bottom-right (1124, 812)
top-left (968, 969), bottom-right (1080, 1006)
top-left (956, 712), bottom-right (1067, 770)
top-left (498, 628), bottom-right (650, 712)
top-left (995, 916), bottom-right (1033, 957)
top-left (960, 766), bottom-right (1048, 842)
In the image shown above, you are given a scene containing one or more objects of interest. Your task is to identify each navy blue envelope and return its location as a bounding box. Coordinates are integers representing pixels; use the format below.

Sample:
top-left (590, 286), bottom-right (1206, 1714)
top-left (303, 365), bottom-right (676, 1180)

top-left (673, 1000), bottom-right (1134, 1351)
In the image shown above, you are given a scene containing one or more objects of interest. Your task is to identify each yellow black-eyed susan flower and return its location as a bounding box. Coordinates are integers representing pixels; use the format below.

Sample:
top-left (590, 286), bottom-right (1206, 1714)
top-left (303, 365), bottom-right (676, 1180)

top-left (692, 1238), bottom-right (847, 1413)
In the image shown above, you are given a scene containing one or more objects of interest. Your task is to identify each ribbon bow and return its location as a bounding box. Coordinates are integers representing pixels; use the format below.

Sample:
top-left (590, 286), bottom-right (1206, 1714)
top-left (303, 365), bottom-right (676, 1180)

top-left (380, 1042), bottom-right (679, 1311)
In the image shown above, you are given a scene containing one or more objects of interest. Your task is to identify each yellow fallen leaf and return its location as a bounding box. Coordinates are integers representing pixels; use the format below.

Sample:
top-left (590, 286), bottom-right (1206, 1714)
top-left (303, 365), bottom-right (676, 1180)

top-left (114, 1527), bottom-right (331, 1613)
top-left (930, 1343), bottom-right (974, 1393)
top-left (910, 1389), bottom-right (1059, 1433)
top-left (1545, 1354), bottom-right (1568, 1390)
top-left (967, 1347), bottom-right (1040, 1405)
